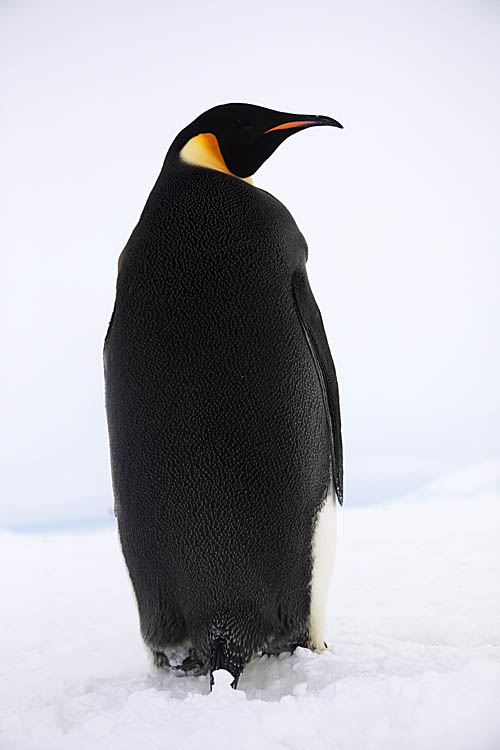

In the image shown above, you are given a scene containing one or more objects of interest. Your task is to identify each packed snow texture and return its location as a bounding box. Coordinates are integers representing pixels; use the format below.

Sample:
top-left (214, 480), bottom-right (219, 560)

top-left (1, 462), bottom-right (499, 749)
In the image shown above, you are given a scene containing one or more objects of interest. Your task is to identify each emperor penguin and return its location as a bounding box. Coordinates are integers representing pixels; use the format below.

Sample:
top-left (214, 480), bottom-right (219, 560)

top-left (104, 103), bottom-right (344, 688)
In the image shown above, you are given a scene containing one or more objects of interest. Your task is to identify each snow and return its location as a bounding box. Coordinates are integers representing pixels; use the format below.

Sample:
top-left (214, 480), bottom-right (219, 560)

top-left (1, 462), bottom-right (499, 749)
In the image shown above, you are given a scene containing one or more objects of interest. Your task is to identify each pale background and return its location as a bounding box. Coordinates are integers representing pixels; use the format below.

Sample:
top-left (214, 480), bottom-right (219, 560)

top-left (2, 0), bottom-right (499, 528)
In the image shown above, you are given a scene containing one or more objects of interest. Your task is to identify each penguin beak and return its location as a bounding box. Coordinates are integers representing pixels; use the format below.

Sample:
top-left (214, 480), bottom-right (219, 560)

top-left (264, 115), bottom-right (343, 134)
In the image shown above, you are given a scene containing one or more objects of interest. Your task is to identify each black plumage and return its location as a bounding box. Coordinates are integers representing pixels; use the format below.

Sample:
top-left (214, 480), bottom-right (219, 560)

top-left (104, 103), bottom-right (343, 687)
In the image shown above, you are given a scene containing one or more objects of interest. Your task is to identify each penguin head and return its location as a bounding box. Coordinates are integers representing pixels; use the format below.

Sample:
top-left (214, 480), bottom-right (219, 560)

top-left (172, 103), bottom-right (342, 183)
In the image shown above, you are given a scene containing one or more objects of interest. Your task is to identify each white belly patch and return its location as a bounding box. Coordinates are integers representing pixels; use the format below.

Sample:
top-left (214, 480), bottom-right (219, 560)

top-left (309, 487), bottom-right (337, 649)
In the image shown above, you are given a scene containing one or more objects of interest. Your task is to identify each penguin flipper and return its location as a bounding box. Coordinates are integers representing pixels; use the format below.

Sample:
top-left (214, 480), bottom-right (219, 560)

top-left (292, 268), bottom-right (344, 505)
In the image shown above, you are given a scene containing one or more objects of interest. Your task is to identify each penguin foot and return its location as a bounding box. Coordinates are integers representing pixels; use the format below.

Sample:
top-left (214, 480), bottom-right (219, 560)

top-left (262, 633), bottom-right (310, 657)
top-left (152, 646), bottom-right (206, 676)
top-left (152, 650), bottom-right (171, 670)
top-left (174, 648), bottom-right (207, 676)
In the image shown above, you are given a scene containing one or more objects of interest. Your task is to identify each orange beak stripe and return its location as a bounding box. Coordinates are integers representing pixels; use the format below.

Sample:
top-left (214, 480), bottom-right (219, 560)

top-left (264, 120), bottom-right (318, 133)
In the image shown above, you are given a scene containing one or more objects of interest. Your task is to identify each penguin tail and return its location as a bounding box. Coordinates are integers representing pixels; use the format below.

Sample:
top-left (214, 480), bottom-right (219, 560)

top-left (202, 610), bottom-right (266, 689)
top-left (209, 638), bottom-right (243, 690)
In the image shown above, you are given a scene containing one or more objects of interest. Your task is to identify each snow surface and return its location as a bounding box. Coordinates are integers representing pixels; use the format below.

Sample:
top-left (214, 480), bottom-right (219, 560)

top-left (1, 462), bottom-right (500, 749)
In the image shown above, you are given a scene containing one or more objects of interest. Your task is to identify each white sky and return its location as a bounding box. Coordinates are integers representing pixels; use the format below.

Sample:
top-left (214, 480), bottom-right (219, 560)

top-left (2, 0), bottom-right (500, 526)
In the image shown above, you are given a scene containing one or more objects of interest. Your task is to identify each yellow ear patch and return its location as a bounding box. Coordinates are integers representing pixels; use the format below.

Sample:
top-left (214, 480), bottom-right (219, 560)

top-left (180, 133), bottom-right (254, 185)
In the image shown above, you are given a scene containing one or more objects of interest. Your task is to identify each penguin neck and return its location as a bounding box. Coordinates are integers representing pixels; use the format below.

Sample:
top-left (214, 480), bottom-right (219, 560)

top-left (179, 133), bottom-right (254, 185)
